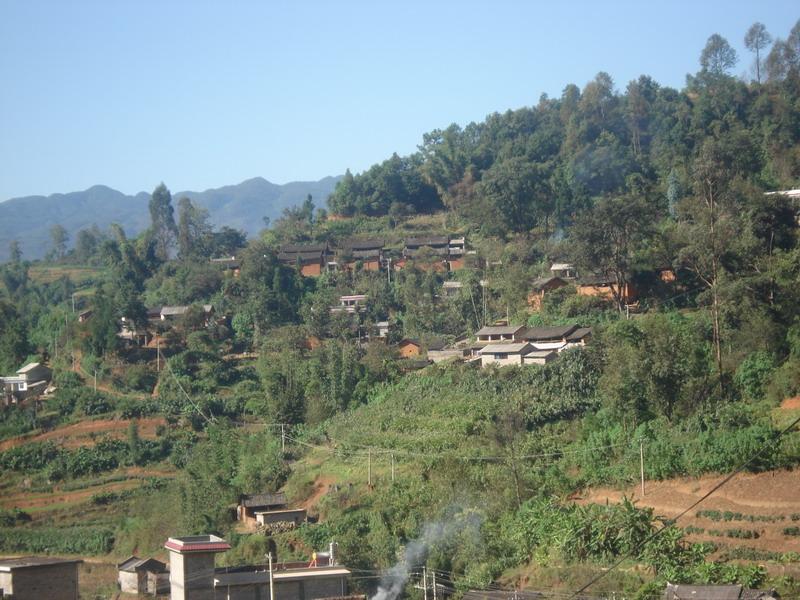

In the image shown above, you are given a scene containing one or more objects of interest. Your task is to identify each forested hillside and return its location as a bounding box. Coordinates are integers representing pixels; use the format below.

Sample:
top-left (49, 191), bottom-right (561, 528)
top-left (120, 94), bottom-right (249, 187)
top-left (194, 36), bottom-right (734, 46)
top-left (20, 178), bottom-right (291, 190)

top-left (1, 23), bottom-right (800, 599)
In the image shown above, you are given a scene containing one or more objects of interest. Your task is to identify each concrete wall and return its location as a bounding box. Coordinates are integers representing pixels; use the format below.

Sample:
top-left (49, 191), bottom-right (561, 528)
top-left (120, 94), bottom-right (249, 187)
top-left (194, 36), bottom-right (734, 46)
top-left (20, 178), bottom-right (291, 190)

top-left (118, 569), bottom-right (142, 593)
top-left (0, 563), bottom-right (79, 600)
top-left (480, 354), bottom-right (523, 368)
top-left (170, 552), bottom-right (217, 600)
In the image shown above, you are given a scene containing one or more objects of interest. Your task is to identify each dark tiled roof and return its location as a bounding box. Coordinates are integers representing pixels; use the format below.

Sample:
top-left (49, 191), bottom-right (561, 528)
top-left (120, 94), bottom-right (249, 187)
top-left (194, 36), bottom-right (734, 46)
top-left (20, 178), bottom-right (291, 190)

top-left (0, 557), bottom-right (83, 570)
top-left (565, 327), bottom-right (592, 342)
top-left (405, 236), bottom-right (449, 247)
top-left (278, 251), bottom-right (324, 264)
top-left (531, 276), bottom-right (567, 291)
top-left (426, 339), bottom-right (448, 351)
top-left (578, 273), bottom-right (615, 286)
top-left (519, 325), bottom-right (579, 341)
top-left (280, 243), bottom-right (329, 253)
top-left (242, 491), bottom-right (287, 508)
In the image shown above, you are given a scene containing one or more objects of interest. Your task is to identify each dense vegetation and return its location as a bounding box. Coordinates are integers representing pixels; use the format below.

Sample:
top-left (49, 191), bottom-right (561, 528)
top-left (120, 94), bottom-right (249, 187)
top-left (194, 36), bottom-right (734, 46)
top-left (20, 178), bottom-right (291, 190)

top-left (1, 21), bottom-right (800, 599)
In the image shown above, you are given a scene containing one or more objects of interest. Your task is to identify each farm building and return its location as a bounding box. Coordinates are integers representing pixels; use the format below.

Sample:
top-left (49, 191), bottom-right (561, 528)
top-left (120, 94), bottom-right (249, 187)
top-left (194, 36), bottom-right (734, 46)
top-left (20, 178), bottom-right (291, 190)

top-left (238, 492), bottom-right (288, 524)
top-left (117, 556), bottom-right (169, 595)
top-left (1, 362), bottom-right (51, 406)
top-left (0, 556), bottom-right (82, 600)
top-left (165, 535), bottom-right (351, 600)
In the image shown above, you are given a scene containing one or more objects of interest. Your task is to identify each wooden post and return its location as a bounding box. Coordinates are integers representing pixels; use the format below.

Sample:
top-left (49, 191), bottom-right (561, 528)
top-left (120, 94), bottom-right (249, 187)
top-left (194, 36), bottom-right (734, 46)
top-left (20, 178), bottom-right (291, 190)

top-left (368, 450), bottom-right (372, 487)
top-left (391, 453), bottom-right (395, 483)
top-left (423, 567), bottom-right (428, 600)
top-left (281, 424), bottom-right (286, 453)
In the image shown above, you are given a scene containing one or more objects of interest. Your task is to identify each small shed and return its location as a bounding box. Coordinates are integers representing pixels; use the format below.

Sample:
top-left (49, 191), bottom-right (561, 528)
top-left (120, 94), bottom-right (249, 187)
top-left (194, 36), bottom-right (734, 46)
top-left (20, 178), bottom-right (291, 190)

top-left (398, 339), bottom-right (422, 358)
top-left (117, 556), bottom-right (169, 595)
top-left (478, 343), bottom-right (534, 368)
top-left (238, 491), bottom-right (288, 523)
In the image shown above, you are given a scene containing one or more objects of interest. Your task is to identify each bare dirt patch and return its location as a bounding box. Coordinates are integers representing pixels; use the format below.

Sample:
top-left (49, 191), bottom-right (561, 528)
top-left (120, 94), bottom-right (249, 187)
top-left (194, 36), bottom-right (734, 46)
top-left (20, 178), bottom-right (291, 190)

top-left (299, 475), bottom-right (337, 513)
top-left (0, 417), bottom-right (166, 451)
top-left (576, 469), bottom-right (800, 554)
top-left (781, 396), bottom-right (800, 410)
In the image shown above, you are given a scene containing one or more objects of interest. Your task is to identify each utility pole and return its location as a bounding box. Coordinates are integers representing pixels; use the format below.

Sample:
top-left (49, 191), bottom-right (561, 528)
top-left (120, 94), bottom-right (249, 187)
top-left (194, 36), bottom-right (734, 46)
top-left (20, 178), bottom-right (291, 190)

top-left (72, 293), bottom-right (75, 314)
top-left (368, 449), bottom-right (372, 487)
top-left (422, 567), bottom-right (428, 600)
top-left (391, 453), bottom-right (395, 483)
top-left (268, 552), bottom-right (274, 600)
top-left (94, 369), bottom-right (97, 393)
top-left (156, 338), bottom-right (160, 372)
top-left (640, 440), bottom-right (645, 497)
top-left (281, 424), bottom-right (286, 454)
top-left (432, 570), bottom-right (437, 600)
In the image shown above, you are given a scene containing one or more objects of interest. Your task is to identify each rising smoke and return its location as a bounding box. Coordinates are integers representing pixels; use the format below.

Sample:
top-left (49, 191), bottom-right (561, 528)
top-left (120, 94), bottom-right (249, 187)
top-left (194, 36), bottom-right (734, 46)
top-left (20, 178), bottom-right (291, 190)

top-left (371, 510), bottom-right (483, 600)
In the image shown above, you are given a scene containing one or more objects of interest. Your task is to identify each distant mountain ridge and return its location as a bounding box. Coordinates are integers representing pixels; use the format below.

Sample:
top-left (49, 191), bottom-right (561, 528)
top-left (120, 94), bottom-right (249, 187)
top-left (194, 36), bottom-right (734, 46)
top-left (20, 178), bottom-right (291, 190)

top-left (0, 176), bottom-right (341, 262)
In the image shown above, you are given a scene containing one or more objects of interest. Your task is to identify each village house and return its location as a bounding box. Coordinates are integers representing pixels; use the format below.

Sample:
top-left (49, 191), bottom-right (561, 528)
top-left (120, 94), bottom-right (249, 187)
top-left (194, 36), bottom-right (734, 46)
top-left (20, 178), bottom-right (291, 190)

top-left (576, 273), bottom-right (638, 305)
top-left (0, 556), bottom-right (82, 600)
top-left (427, 343), bottom-right (470, 363)
top-left (397, 338), bottom-right (423, 358)
top-left (117, 556), bottom-right (169, 595)
top-left (400, 236), bottom-right (450, 271)
top-left (165, 535), bottom-right (351, 600)
top-left (478, 342), bottom-right (535, 367)
top-left (1, 363), bottom-right (52, 406)
top-left (526, 276), bottom-right (568, 310)
top-left (441, 280), bottom-right (463, 297)
top-left (550, 262), bottom-right (577, 279)
top-left (337, 239), bottom-right (385, 271)
top-left (160, 304), bottom-right (214, 322)
top-left (238, 492), bottom-right (288, 524)
top-left (372, 320), bottom-right (390, 339)
top-left (330, 295), bottom-right (368, 314)
top-left (475, 325), bottom-right (525, 343)
top-left (278, 243), bottom-right (332, 277)
top-left (448, 236), bottom-right (466, 270)
top-left (210, 256), bottom-right (242, 277)
top-left (77, 309), bottom-right (93, 323)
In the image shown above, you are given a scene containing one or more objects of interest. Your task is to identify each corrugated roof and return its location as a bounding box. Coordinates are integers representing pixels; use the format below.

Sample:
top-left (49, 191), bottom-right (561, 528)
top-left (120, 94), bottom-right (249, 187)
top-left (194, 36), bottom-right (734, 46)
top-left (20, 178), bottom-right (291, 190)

top-left (550, 262), bottom-right (574, 271)
top-left (16, 363), bottom-right (41, 374)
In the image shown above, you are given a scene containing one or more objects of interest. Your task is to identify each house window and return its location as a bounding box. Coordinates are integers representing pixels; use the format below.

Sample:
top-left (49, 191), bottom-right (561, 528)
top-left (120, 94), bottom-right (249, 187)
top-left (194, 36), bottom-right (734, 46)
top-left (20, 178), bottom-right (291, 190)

top-left (494, 353), bottom-right (507, 359)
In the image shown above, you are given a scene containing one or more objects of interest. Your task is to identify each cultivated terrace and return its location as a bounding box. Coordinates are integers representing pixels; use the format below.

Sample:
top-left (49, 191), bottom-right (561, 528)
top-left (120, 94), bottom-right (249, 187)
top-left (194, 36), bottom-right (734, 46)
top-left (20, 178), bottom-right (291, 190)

top-left (2, 22), bottom-right (800, 599)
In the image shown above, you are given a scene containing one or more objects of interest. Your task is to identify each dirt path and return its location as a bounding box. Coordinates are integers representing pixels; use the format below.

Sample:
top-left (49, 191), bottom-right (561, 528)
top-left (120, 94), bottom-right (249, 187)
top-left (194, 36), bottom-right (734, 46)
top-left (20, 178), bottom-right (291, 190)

top-left (577, 468), bottom-right (800, 554)
top-left (299, 475), bottom-right (337, 513)
top-left (0, 417), bottom-right (166, 451)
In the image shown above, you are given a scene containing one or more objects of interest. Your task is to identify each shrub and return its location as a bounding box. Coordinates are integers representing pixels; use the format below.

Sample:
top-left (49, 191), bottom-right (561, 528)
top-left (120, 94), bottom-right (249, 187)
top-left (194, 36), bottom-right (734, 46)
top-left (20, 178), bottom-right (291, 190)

top-left (782, 527), bottom-right (800, 536)
top-left (0, 526), bottom-right (114, 554)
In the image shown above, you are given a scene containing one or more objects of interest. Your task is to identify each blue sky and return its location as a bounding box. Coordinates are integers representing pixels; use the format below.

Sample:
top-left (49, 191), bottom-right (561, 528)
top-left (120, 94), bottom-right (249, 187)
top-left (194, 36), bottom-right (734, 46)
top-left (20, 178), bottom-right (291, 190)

top-left (0, 0), bottom-right (796, 201)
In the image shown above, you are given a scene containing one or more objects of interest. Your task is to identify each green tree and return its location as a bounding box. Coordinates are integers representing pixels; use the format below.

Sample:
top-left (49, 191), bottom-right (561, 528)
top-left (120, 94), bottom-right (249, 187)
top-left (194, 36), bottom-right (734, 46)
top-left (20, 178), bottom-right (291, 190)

top-left (149, 183), bottom-right (178, 261)
top-left (700, 34), bottom-right (738, 75)
top-left (177, 196), bottom-right (212, 260)
top-left (569, 194), bottom-right (653, 312)
top-left (744, 22), bottom-right (772, 83)
top-left (49, 224), bottom-right (68, 260)
top-left (0, 300), bottom-right (29, 373)
top-left (8, 240), bottom-right (21, 264)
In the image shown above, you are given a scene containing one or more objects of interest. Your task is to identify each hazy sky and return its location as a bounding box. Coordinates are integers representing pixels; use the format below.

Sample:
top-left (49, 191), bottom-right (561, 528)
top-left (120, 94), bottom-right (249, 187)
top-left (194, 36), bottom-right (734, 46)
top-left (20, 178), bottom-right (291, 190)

top-left (0, 1), bottom-right (797, 201)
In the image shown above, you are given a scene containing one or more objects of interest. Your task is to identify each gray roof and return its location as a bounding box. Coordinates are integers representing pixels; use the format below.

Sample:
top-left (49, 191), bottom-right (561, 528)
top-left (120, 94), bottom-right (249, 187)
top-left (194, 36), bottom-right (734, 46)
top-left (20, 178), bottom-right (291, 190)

top-left (278, 251), bottom-right (324, 263)
top-left (405, 236), bottom-right (449, 247)
top-left (476, 325), bottom-right (524, 336)
top-left (519, 325), bottom-right (578, 341)
top-left (16, 362), bottom-right (42, 374)
top-left (530, 276), bottom-right (567, 291)
top-left (566, 327), bottom-right (592, 342)
top-left (0, 557), bottom-right (83, 571)
top-left (462, 591), bottom-right (544, 600)
top-left (242, 491), bottom-right (287, 509)
top-left (118, 556), bottom-right (167, 573)
top-left (479, 342), bottom-right (532, 354)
